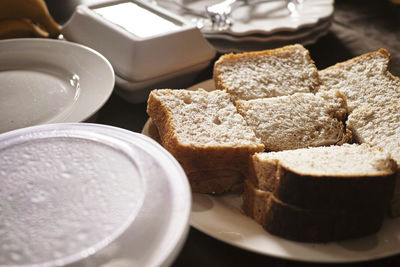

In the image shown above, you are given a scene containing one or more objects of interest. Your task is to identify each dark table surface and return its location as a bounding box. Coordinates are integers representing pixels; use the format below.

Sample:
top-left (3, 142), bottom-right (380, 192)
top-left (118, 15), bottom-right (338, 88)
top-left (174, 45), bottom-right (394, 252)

top-left (44, 0), bottom-right (400, 266)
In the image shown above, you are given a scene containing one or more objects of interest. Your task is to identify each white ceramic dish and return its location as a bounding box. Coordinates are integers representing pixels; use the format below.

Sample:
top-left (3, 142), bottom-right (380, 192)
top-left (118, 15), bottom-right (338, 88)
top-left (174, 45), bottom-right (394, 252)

top-left (62, 0), bottom-right (216, 82)
top-left (141, 80), bottom-right (400, 263)
top-left (0, 38), bottom-right (114, 134)
top-left (0, 123), bottom-right (191, 267)
top-left (157, 0), bottom-right (334, 36)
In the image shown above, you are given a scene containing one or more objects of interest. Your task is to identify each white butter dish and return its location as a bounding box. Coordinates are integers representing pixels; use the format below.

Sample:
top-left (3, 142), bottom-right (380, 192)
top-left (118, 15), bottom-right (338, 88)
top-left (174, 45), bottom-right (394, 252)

top-left (62, 0), bottom-right (216, 83)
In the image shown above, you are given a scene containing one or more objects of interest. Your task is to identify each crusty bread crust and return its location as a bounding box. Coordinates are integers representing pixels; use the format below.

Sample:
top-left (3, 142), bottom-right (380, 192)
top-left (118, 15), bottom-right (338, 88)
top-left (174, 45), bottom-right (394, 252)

top-left (320, 48), bottom-right (400, 217)
top-left (319, 48), bottom-right (391, 76)
top-left (248, 153), bottom-right (397, 210)
top-left (243, 180), bottom-right (386, 243)
top-left (147, 90), bottom-right (264, 194)
top-left (145, 117), bottom-right (248, 194)
top-left (188, 169), bottom-right (244, 194)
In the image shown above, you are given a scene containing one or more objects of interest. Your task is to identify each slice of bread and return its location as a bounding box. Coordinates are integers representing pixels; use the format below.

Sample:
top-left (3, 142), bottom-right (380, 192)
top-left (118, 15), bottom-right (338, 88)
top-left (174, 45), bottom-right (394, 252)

top-left (243, 180), bottom-right (388, 243)
top-left (347, 103), bottom-right (400, 216)
top-left (213, 44), bottom-right (321, 101)
top-left (347, 103), bottom-right (400, 163)
top-left (146, 88), bottom-right (264, 194)
top-left (248, 144), bottom-right (397, 210)
top-left (319, 49), bottom-right (400, 216)
top-left (319, 49), bottom-right (400, 112)
top-left (235, 91), bottom-right (350, 151)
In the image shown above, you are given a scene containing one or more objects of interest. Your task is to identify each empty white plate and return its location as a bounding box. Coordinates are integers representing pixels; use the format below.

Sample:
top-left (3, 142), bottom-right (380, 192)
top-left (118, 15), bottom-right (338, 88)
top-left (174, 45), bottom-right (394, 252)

top-left (0, 38), bottom-right (115, 134)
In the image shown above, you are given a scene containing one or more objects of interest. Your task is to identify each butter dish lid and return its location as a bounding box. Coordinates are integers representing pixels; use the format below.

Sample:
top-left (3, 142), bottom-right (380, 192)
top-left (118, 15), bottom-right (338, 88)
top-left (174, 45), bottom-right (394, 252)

top-left (0, 123), bottom-right (191, 267)
top-left (62, 0), bottom-right (216, 82)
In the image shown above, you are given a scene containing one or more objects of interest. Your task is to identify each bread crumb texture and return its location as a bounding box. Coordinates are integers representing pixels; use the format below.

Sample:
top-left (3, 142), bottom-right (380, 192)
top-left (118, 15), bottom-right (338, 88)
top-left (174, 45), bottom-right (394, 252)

top-left (347, 103), bottom-right (400, 163)
top-left (236, 91), bottom-right (347, 151)
top-left (150, 89), bottom-right (261, 147)
top-left (254, 144), bottom-right (395, 176)
top-left (320, 49), bottom-right (400, 112)
top-left (214, 44), bottom-right (320, 101)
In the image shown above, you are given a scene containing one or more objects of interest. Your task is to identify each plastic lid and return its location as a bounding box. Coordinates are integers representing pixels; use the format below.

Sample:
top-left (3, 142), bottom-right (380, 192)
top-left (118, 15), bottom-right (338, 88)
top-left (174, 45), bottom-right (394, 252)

top-left (0, 123), bottom-right (191, 267)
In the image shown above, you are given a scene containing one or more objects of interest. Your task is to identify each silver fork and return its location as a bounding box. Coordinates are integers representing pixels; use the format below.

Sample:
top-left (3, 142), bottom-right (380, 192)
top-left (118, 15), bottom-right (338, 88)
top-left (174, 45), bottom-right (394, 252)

top-left (205, 0), bottom-right (303, 30)
top-left (205, 0), bottom-right (247, 30)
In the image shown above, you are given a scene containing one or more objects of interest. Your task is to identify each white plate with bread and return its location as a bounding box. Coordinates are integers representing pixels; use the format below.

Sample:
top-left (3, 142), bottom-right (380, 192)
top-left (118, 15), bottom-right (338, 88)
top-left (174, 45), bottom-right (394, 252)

top-left (143, 44), bottom-right (400, 262)
top-left (142, 79), bottom-right (400, 263)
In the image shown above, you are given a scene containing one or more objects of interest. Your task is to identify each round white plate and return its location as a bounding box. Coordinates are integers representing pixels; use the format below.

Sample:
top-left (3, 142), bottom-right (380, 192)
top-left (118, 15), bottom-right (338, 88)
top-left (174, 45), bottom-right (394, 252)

top-left (0, 38), bottom-right (115, 134)
top-left (0, 123), bottom-right (191, 267)
top-left (142, 80), bottom-right (400, 263)
top-left (157, 0), bottom-right (334, 36)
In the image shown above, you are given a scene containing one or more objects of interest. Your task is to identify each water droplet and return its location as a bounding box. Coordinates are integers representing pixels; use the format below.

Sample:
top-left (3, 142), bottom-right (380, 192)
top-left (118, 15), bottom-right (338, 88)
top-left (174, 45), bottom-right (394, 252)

top-left (52, 250), bottom-right (63, 259)
top-left (10, 252), bottom-right (21, 262)
top-left (22, 153), bottom-right (31, 159)
top-left (30, 190), bottom-right (47, 203)
top-left (26, 181), bottom-right (33, 189)
top-left (61, 171), bottom-right (71, 179)
top-left (77, 233), bottom-right (87, 241)
top-left (0, 225), bottom-right (6, 236)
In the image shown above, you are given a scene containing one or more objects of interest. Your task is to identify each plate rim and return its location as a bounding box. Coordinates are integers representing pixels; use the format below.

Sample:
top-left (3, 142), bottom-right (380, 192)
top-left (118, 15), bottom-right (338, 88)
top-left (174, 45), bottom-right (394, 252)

top-left (0, 38), bottom-right (115, 133)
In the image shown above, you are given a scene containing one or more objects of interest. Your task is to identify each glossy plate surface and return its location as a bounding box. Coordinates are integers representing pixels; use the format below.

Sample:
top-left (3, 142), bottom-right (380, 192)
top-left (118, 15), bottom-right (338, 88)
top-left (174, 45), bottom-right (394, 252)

top-left (142, 80), bottom-right (400, 263)
top-left (0, 39), bottom-right (115, 134)
top-left (0, 123), bottom-right (191, 267)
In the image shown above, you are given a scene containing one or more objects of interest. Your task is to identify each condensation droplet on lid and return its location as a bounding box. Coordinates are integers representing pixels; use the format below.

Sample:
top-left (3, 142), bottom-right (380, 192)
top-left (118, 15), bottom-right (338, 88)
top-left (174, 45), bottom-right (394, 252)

top-left (77, 233), bottom-right (87, 241)
top-left (61, 171), bottom-right (72, 179)
top-left (10, 252), bottom-right (22, 262)
top-left (26, 181), bottom-right (34, 189)
top-left (30, 190), bottom-right (47, 203)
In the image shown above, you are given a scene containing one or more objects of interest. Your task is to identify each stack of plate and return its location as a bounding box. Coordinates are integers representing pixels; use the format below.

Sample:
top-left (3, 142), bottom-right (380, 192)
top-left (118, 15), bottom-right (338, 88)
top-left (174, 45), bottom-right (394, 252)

top-left (157, 0), bottom-right (334, 53)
